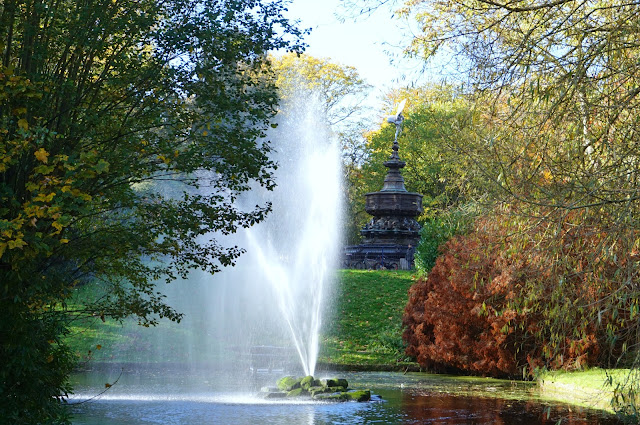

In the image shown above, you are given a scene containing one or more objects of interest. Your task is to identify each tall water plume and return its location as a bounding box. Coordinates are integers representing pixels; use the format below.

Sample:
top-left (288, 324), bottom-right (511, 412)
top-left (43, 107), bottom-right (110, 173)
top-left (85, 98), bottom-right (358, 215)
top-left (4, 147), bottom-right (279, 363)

top-left (154, 93), bottom-right (342, 382)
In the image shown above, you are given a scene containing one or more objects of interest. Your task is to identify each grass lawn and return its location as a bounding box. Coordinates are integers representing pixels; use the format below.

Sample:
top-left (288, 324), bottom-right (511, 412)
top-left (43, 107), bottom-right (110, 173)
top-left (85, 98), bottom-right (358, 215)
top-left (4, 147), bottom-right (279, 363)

top-left (64, 281), bottom-right (194, 364)
top-left (319, 269), bottom-right (419, 369)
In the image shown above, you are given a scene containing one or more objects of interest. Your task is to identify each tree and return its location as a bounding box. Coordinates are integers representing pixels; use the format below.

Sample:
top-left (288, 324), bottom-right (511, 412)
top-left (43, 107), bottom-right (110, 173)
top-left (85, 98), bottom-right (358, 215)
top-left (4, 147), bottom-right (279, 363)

top-left (404, 210), bottom-right (627, 378)
top-left (0, 1), bottom-right (304, 423)
top-left (271, 52), bottom-right (371, 126)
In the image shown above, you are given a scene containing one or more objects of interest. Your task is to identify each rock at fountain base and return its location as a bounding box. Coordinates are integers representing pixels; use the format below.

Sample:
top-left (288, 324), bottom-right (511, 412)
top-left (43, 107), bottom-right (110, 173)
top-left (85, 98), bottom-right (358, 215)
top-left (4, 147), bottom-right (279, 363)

top-left (261, 391), bottom-right (288, 399)
top-left (261, 376), bottom-right (371, 402)
top-left (276, 376), bottom-right (302, 392)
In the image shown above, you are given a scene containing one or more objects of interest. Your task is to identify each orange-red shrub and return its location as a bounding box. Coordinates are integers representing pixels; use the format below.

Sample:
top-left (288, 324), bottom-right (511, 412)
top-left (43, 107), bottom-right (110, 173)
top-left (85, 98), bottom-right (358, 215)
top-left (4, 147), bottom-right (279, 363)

top-left (403, 212), bottom-right (638, 378)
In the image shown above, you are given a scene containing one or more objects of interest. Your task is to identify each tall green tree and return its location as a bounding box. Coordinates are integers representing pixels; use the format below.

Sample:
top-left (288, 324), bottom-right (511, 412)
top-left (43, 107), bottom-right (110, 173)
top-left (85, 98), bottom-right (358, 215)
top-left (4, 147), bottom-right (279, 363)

top-left (0, 1), bottom-right (304, 423)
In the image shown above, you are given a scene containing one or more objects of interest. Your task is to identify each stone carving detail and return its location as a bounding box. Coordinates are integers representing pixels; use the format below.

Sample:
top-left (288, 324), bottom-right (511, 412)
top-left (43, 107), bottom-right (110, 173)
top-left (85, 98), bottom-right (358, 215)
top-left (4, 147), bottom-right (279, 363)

top-left (362, 216), bottom-right (422, 232)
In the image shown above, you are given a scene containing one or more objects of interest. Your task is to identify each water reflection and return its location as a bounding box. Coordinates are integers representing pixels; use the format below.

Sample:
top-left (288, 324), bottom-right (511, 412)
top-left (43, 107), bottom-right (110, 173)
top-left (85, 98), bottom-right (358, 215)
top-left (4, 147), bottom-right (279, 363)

top-left (394, 390), bottom-right (619, 425)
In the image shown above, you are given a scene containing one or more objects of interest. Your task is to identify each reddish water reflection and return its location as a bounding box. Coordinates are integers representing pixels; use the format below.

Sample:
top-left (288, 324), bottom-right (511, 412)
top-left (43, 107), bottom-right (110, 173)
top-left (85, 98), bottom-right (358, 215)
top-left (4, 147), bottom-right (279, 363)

top-left (391, 390), bottom-right (621, 425)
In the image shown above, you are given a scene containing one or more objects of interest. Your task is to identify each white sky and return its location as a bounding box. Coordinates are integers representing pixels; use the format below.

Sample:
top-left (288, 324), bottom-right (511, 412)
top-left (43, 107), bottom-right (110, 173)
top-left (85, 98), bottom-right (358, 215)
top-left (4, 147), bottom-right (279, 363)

top-left (283, 0), bottom-right (427, 112)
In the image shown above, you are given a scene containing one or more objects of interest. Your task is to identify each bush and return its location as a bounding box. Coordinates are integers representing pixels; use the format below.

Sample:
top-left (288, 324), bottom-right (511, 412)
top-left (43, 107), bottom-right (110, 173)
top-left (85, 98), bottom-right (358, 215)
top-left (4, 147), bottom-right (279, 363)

top-left (403, 211), bottom-right (637, 378)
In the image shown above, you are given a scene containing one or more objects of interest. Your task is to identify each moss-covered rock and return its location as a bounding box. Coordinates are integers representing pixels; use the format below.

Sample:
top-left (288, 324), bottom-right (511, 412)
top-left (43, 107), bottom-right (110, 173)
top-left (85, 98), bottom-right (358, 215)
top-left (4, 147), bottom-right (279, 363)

top-left (277, 376), bottom-right (301, 392)
top-left (262, 391), bottom-right (287, 399)
top-left (300, 375), bottom-right (315, 390)
top-left (345, 390), bottom-right (371, 402)
top-left (309, 386), bottom-right (326, 396)
top-left (269, 375), bottom-right (368, 403)
top-left (313, 392), bottom-right (351, 401)
top-left (286, 387), bottom-right (307, 397)
top-left (322, 378), bottom-right (349, 389)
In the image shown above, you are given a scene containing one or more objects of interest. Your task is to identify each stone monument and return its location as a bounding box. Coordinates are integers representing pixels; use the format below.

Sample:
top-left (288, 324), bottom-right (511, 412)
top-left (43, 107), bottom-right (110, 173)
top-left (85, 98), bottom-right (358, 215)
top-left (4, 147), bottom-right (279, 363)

top-left (343, 100), bottom-right (422, 270)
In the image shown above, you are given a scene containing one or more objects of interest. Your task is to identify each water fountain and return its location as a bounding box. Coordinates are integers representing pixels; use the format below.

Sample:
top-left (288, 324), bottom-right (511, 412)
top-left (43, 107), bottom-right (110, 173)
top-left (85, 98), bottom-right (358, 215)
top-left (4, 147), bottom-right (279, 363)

top-left (154, 93), bottom-right (342, 384)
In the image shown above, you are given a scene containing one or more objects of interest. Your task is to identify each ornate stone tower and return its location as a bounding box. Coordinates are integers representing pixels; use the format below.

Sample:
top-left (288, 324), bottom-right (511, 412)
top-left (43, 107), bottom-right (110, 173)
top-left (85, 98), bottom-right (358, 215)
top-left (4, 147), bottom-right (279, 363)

top-left (343, 101), bottom-right (423, 269)
top-left (360, 134), bottom-right (422, 246)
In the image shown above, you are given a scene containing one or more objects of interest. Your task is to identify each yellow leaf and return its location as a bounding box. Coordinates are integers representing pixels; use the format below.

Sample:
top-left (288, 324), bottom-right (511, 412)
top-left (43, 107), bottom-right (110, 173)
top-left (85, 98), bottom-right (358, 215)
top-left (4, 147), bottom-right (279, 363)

top-left (18, 118), bottom-right (29, 130)
top-left (60, 239), bottom-right (69, 244)
top-left (34, 148), bottom-right (49, 163)
top-left (7, 238), bottom-right (27, 249)
top-left (96, 344), bottom-right (102, 350)
top-left (202, 130), bottom-right (208, 136)
top-left (34, 192), bottom-right (55, 203)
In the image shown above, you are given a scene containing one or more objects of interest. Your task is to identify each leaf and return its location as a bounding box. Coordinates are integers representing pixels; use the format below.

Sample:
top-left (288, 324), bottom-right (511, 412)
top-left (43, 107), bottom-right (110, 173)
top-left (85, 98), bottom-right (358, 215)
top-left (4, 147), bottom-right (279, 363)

top-left (94, 159), bottom-right (110, 174)
top-left (7, 239), bottom-right (27, 249)
top-left (34, 148), bottom-right (49, 163)
top-left (17, 118), bottom-right (29, 130)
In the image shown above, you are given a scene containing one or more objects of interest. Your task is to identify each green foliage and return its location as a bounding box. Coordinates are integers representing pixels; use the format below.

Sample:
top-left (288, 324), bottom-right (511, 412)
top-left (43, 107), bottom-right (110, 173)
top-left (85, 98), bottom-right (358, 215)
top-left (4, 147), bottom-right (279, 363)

top-left (415, 206), bottom-right (476, 273)
top-left (608, 368), bottom-right (640, 422)
top-left (0, 1), bottom-right (304, 422)
top-left (271, 53), bottom-right (371, 127)
top-left (0, 303), bottom-right (75, 424)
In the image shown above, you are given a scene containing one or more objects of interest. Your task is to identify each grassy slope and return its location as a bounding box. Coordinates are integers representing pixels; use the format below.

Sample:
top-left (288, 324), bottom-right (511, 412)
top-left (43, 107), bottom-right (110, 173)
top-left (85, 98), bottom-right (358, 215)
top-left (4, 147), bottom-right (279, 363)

top-left (319, 269), bottom-right (419, 369)
top-left (64, 281), bottom-right (193, 364)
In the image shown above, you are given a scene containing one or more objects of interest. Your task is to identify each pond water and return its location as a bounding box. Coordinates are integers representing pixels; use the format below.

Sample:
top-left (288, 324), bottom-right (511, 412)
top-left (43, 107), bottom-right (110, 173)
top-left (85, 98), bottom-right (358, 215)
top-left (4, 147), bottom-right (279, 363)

top-left (69, 367), bottom-right (623, 425)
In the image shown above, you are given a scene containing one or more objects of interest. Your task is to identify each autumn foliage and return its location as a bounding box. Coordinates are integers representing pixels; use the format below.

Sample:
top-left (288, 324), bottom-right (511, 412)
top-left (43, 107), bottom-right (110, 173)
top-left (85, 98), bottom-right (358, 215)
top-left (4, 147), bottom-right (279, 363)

top-left (403, 210), bottom-right (639, 378)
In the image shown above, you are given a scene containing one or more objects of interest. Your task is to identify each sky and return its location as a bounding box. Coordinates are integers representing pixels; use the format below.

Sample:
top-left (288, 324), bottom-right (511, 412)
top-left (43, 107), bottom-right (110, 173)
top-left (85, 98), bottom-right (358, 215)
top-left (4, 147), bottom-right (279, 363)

top-left (283, 0), bottom-right (428, 112)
